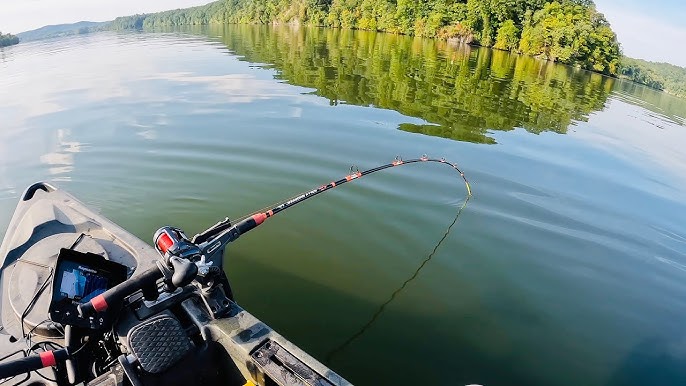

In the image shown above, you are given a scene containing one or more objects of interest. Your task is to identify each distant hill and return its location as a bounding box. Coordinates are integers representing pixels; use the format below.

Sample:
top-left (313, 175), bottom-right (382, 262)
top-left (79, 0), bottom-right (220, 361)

top-left (17, 21), bottom-right (109, 41)
top-left (619, 57), bottom-right (686, 98)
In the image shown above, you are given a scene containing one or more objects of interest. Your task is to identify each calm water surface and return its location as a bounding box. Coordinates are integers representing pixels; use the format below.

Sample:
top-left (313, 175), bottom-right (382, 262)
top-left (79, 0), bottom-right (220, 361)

top-left (1, 25), bottom-right (686, 386)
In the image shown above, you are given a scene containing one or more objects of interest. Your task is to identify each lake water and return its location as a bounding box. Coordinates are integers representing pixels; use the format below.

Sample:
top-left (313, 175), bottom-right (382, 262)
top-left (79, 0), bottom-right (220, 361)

top-left (1, 25), bottom-right (686, 386)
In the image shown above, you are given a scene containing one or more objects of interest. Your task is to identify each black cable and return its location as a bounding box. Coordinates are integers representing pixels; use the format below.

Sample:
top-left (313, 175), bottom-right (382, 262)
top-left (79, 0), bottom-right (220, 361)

top-left (20, 269), bottom-right (53, 339)
top-left (27, 320), bottom-right (45, 349)
top-left (27, 340), bottom-right (64, 353)
top-left (26, 319), bottom-right (48, 350)
top-left (25, 319), bottom-right (50, 339)
top-left (26, 319), bottom-right (65, 346)
top-left (69, 339), bottom-right (90, 356)
top-left (0, 349), bottom-right (26, 362)
top-left (69, 233), bottom-right (86, 250)
top-left (32, 367), bottom-right (57, 383)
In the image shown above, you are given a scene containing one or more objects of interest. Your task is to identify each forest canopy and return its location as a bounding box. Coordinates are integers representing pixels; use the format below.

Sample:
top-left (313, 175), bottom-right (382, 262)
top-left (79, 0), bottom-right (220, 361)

top-left (0, 32), bottom-right (19, 47)
top-left (111, 0), bottom-right (622, 75)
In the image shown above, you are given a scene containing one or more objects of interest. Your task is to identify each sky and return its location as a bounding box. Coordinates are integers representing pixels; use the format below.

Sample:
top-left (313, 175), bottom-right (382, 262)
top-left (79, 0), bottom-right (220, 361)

top-left (594, 0), bottom-right (686, 66)
top-left (0, 0), bottom-right (213, 34)
top-left (0, 0), bottom-right (685, 67)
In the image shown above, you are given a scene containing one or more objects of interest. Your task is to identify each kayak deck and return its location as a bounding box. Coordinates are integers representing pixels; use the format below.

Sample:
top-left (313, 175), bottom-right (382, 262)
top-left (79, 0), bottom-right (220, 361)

top-left (0, 182), bottom-right (351, 386)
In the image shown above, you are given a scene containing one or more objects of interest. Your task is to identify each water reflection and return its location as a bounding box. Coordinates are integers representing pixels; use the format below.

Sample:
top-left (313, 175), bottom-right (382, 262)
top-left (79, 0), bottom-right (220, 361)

top-left (612, 79), bottom-right (686, 126)
top-left (0, 48), bottom-right (10, 64)
top-left (0, 140), bottom-right (16, 201)
top-left (206, 25), bottom-right (615, 144)
top-left (148, 71), bottom-right (307, 104)
top-left (39, 128), bottom-right (85, 179)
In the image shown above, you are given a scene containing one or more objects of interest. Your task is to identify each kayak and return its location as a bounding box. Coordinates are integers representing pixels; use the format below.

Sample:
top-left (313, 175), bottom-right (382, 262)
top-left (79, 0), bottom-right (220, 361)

top-left (0, 182), bottom-right (352, 386)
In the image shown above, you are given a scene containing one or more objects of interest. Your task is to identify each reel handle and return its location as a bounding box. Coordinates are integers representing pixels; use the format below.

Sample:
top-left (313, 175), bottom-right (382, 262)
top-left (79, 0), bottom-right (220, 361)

top-left (169, 256), bottom-right (198, 287)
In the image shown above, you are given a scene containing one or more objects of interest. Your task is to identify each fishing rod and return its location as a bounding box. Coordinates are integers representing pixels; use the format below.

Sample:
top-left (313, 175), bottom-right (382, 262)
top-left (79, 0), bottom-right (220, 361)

top-left (190, 155), bottom-right (472, 247)
top-left (79, 155), bottom-right (472, 317)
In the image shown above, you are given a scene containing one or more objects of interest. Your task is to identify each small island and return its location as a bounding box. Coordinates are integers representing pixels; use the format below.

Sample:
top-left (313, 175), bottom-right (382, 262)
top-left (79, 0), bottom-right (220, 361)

top-left (0, 32), bottom-right (19, 47)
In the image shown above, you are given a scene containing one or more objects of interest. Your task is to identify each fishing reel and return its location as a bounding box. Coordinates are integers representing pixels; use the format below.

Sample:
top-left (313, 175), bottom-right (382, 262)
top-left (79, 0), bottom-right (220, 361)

top-left (153, 226), bottom-right (211, 288)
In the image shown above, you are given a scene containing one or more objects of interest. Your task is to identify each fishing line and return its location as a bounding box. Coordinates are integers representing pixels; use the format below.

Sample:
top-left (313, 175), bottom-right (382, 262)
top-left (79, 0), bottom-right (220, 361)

top-left (213, 155), bottom-right (473, 363)
top-left (325, 194), bottom-right (471, 363)
top-left (196, 155), bottom-right (472, 357)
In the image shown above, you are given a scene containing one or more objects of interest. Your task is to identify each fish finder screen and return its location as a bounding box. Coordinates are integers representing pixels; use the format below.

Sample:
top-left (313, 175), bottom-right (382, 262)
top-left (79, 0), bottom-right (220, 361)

top-left (58, 261), bottom-right (109, 303)
top-left (50, 248), bottom-right (127, 329)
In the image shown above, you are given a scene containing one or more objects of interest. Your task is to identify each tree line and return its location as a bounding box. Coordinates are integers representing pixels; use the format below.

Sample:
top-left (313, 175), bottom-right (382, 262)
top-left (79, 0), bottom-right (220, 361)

top-left (111, 0), bottom-right (621, 75)
top-left (0, 32), bottom-right (19, 47)
top-left (110, 2), bottom-right (227, 29)
top-left (618, 57), bottom-right (686, 98)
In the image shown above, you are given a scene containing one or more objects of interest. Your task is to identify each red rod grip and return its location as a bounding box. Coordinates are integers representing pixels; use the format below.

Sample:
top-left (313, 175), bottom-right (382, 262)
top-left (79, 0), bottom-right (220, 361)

top-left (39, 351), bottom-right (56, 367)
top-left (251, 213), bottom-right (267, 225)
top-left (91, 294), bottom-right (108, 312)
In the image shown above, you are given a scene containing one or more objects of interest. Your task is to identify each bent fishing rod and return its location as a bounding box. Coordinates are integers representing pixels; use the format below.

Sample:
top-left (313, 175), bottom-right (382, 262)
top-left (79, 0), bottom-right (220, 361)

top-left (191, 155), bottom-right (472, 247)
top-left (4, 157), bottom-right (471, 381)
top-left (78, 155), bottom-right (471, 317)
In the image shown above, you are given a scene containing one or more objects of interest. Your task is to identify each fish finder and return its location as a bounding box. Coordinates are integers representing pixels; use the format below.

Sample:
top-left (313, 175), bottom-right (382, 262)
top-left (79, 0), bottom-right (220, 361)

top-left (49, 248), bottom-right (128, 329)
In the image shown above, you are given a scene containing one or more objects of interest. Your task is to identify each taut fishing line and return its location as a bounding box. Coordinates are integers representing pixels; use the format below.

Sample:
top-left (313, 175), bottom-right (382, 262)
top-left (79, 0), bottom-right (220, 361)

top-left (325, 194), bottom-right (470, 363)
top-left (217, 155), bottom-right (472, 362)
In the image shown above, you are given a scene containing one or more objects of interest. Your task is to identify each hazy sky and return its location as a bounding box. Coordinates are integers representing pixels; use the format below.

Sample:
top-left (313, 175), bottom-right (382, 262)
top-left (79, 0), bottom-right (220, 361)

top-left (0, 0), bottom-right (213, 34)
top-left (1, 0), bottom-right (685, 66)
top-left (594, 0), bottom-right (686, 66)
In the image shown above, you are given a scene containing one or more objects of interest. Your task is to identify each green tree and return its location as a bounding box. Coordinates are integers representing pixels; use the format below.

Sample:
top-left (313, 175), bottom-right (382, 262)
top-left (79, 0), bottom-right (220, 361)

top-left (494, 19), bottom-right (519, 51)
top-left (110, 0), bottom-right (623, 75)
top-left (518, 1), bottom-right (620, 74)
top-left (0, 32), bottom-right (20, 47)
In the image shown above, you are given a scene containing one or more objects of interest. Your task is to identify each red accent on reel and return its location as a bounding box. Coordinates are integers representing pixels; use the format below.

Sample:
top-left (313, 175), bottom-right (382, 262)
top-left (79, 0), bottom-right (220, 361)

top-left (156, 232), bottom-right (174, 254)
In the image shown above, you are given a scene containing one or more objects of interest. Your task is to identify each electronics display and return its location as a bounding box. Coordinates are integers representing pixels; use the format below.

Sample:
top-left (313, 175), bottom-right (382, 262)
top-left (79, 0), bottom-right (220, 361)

top-left (50, 248), bottom-right (128, 329)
